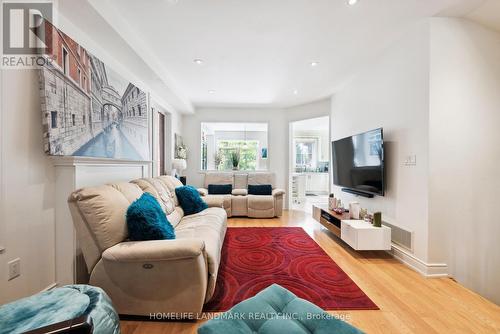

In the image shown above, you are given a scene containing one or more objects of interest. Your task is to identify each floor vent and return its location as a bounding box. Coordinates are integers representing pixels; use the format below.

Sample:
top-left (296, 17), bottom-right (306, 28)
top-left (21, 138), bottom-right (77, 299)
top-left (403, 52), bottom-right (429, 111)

top-left (383, 221), bottom-right (413, 251)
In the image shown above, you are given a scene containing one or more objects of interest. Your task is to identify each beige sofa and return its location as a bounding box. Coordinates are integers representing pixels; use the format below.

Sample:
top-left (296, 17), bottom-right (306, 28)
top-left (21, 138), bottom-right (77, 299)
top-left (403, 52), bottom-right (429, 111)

top-left (198, 172), bottom-right (285, 218)
top-left (68, 175), bottom-right (227, 316)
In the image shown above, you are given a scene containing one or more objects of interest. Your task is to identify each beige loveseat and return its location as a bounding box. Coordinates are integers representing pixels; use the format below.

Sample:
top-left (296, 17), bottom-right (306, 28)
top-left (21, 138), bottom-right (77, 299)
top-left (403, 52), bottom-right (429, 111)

top-left (198, 172), bottom-right (285, 218)
top-left (68, 175), bottom-right (227, 316)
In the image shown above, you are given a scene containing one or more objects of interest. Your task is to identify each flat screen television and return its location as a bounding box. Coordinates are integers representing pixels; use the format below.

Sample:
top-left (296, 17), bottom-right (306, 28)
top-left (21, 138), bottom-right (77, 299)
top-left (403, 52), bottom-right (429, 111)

top-left (331, 128), bottom-right (384, 197)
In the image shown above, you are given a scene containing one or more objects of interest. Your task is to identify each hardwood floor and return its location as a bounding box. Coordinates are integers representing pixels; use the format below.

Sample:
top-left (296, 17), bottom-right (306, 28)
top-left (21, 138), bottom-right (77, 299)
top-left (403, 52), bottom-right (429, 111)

top-left (121, 210), bottom-right (500, 334)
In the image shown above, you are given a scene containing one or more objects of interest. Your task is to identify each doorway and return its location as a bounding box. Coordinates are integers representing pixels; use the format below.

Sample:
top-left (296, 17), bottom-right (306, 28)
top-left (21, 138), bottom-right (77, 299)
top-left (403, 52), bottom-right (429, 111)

top-left (151, 101), bottom-right (172, 177)
top-left (158, 112), bottom-right (165, 175)
top-left (289, 116), bottom-right (330, 213)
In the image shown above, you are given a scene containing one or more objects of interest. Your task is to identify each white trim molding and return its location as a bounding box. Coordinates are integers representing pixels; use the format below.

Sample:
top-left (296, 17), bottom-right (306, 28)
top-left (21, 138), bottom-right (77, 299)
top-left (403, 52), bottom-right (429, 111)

top-left (388, 244), bottom-right (448, 278)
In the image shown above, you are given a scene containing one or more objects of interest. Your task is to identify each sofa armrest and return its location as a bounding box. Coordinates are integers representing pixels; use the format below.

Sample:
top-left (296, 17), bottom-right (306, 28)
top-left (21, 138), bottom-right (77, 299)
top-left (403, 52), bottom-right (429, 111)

top-left (272, 188), bottom-right (285, 197)
top-left (102, 239), bottom-right (205, 263)
top-left (197, 188), bottom-right (208, 196)
top-left (232, 189), bottom-right (248, 196)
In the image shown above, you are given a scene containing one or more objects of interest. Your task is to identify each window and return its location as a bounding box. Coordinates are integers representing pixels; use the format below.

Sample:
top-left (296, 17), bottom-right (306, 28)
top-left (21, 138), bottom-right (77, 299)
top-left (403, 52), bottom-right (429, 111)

top-left (83, 76), bottom-right (87, 91)
top-left (294, 138), bottom-right (318, 171)
top-left (72, 114), bottom-right (76, 126)
top-left (62, 46), bottom-right (69, 75)
top-left (200, 122), bottom-right (268, 171)
top-left (138, 105), bottom-right (141, 116)
top-left (77, 68), bottom-right (81, 85)
top-left (132, 107), bottom-right (135, 116)
top-left (51, 111), bottom-right (57, 128)
top-left (83, 114), bottom-right (86, 125)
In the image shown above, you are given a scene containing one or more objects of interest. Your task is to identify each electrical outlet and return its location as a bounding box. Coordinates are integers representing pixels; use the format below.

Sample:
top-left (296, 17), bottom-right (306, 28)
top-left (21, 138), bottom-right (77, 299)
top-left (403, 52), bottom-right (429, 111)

top-left (8, 258), bottom-right (21, 280)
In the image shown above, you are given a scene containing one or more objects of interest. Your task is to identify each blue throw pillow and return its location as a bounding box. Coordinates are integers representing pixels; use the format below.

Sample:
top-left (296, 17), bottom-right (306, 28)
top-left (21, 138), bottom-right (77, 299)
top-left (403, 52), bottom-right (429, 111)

top-left (126, 193), bottom-right (175, 241)
top-left (248, 184), bottom-right (273, 195)
top-left (175, 185), bottom-right (209, 216)
top-left (208, 184), bottom-right (232, 195)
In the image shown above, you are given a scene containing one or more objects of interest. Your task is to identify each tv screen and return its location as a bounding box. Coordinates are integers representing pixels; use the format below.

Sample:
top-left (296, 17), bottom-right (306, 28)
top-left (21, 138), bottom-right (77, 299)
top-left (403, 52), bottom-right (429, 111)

top-left (332, 128), bottom-right (384, 196)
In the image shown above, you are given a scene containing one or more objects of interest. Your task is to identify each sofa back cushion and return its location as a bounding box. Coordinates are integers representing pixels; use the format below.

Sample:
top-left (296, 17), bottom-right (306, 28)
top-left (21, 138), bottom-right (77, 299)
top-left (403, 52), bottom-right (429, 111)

top-left (130, 178), bottom-right (175, 215)
top-left (204, 172), bottom-right (234, 188)
top-left (157, 175), bottom-right (184, 207)
top-left (69, 185), bottom-right (131, 252)
top-left (233, 173), bottom-right (248, 189)
top-left (248, 172), bottom-right (276, 189)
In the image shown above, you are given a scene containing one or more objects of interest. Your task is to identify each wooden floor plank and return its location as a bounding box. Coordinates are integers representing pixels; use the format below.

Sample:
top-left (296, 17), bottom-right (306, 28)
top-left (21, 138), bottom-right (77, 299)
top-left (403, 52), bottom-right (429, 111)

top-left (120, 210), bottom-right (500, 334)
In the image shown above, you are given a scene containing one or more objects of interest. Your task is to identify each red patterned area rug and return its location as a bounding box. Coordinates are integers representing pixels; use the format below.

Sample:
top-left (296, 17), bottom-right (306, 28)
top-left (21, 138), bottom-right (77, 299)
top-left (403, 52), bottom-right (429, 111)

top-left (203, 227), bottom-right (378, 311)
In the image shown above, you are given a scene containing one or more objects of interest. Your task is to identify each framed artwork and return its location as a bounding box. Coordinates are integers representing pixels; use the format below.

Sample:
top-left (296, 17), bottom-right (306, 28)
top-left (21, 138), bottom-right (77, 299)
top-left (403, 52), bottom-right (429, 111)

top-left (38, 19), bottom-right (150, 160)
top-left (261, 147), bottom-right (268, 159)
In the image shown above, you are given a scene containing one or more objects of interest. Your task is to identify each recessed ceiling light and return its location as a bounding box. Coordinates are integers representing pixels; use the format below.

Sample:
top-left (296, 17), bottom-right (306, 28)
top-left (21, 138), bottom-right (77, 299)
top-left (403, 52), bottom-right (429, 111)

top-left (208, 90), bottom-right (216, 94)
top-left (293, 89), bottom-right (299, 95)
top-left (347, 0), bottom-right (358, 5)
top-left (310, 61), bottom-right (319, 67)
top-left (193, 59), bottom-right (204, 65)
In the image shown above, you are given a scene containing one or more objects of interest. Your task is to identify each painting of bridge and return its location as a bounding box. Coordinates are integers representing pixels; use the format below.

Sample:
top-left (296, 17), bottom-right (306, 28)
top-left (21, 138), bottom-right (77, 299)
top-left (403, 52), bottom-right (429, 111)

top-left (38, 20), bottom-right (149, 160)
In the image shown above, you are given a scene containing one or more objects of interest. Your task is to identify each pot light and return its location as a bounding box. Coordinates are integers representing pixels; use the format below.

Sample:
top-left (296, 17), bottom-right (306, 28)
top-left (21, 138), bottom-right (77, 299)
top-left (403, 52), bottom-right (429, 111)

top-left (347, 0), bottom-right (358, 5)
top-left (208, 90), bottom-right (216, 94)
top-left (193, 59), bottom-right (204, 65)
top-left (293, 89), bottom-right (299, 95)
top-left (310, 61), bottom-right (319, 67)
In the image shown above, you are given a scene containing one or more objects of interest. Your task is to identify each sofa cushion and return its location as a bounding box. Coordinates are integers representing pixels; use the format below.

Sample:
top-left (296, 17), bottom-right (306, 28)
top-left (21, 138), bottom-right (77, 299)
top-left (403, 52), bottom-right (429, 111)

top-left (208, 184), bottom-right (232, 195)
top-left (131, 178), bottom-right (176, 215)
top-left (126, 193), bottom-right (175, 241)
top-left (248, 172), bottom-right (276, 188)
top-left (248, 184), bottom-right (273, 195)
top-left (232, 189), bottom-right (248, 196)
top-left (157, 175), bottom-right (184, 206)
top-left (204, 172), bottom-right (234, 188)
top-left (69, 185), bottom-right (129, 251)
top-left (247, 195), bottom-right (275, 218)
top-left (234, 173), bottom-right (248, 189)
top-left (109, 182), bottom-right (143, 203)
top-left (176, 207), bottom-right (227, 301)
top-left (231, 195), bottom-right (248, 216)
top-left (197, 284), bottom-right (363, 334)
top-left (176, 185), bottom-right (209, 216)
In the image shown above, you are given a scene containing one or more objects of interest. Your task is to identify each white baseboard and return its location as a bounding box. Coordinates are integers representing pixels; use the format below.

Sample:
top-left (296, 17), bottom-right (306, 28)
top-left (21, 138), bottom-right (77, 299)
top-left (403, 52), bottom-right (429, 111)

top-left (388, 244), bottom-right (448, 278)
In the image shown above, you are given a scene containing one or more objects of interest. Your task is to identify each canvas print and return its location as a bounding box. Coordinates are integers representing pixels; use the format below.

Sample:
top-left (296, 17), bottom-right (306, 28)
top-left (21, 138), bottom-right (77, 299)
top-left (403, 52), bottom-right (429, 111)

top-left (38, 20), bottom-right (150, 160)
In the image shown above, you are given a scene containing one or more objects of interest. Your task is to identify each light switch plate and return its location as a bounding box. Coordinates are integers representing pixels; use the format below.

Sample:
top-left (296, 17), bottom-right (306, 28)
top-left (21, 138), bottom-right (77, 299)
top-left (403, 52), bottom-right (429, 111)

top-left (8, 258), bottom-right (21, 280)
top-left (403, 155), bottom-right (417, 166)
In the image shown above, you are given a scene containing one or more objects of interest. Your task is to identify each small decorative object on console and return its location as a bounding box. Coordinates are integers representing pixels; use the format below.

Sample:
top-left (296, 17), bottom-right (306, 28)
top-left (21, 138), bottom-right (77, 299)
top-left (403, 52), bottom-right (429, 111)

top-left (349, 201), bottom-right (361, 219)
top-left (373, 211), bottom-right (382, 227)
top-left (328, 193), bottom-right (336, 210)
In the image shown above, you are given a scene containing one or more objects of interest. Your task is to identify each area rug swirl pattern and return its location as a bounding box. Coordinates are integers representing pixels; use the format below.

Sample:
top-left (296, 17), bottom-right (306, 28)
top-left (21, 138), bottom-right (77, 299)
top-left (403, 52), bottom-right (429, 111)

top-left (204, 227), bottom-right (378, 311)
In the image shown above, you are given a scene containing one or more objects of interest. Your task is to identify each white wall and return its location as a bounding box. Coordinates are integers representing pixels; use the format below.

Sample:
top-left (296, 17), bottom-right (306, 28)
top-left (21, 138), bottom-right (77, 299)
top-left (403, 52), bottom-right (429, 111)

top-left (429, 18), bottom-right (500, 304)
top-left (0, 5), bottom-right (184, 303)
top-left (330, 20), bottom-right (431, 263)
top-left (182, 99), bottom-right (331, 204)
top-left (0, 70), bottom-right (57, 303)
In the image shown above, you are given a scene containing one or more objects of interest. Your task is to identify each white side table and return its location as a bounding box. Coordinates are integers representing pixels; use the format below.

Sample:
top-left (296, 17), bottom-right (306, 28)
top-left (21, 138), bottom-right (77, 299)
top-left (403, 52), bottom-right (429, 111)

top-left (340, 220), bottom-right (391, 250)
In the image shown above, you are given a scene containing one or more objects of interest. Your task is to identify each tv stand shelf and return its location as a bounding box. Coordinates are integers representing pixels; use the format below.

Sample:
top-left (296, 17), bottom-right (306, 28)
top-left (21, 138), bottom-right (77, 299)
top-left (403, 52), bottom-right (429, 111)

top-left (312, 204), bottom-right (350, 238)
top-left (312, 204), bottom-right (391, 251)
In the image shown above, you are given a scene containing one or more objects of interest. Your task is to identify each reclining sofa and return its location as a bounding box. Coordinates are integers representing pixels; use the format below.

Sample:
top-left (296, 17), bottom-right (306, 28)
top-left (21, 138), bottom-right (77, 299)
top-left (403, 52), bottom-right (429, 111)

top-left (68, 175), bottom-right (227, 316)
top-left (198, 172), bottom-right (285, 218)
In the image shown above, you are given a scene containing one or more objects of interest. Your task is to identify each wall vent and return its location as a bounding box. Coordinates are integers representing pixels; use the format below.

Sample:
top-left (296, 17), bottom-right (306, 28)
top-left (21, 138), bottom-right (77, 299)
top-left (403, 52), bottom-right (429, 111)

top-left (383, 221), bottom-right (413, 251)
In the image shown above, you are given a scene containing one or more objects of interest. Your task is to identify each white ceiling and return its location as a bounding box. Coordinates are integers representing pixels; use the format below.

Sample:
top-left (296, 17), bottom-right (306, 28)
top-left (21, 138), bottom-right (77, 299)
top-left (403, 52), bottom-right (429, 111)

top-left (292, 116), bottom-right (330, 132)
top-left (88, 0), bottom-right (490, 112)
top-left (464, 0), bottom-right (500, 32)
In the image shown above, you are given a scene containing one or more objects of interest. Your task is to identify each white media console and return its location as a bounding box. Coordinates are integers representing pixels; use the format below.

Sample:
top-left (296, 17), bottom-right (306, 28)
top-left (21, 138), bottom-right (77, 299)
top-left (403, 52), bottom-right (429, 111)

top-left (312, 204), bottom-right (391, 251)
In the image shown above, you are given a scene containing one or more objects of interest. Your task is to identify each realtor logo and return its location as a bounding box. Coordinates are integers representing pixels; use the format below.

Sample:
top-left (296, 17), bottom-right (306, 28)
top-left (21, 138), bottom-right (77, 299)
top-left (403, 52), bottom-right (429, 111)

top-left (2, 2), bottom-right (52, 54)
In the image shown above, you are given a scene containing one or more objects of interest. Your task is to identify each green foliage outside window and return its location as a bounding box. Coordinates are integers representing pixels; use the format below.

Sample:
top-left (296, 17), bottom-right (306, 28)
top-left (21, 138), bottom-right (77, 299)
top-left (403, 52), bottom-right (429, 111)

top-left (217, 140), bottom-right (258, 170)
